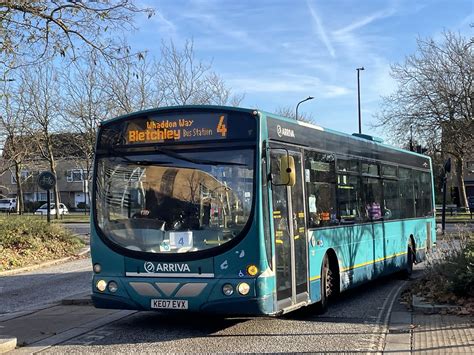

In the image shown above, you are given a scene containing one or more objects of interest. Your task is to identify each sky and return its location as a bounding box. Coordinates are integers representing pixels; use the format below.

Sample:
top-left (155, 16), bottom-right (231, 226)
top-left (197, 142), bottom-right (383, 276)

top-left (127, 0), bottom-right (473, 140)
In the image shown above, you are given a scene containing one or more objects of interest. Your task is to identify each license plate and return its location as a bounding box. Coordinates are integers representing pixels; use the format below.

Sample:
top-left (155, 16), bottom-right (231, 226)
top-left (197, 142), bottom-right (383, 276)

top-left (151, 299), bottom-right (188, 310)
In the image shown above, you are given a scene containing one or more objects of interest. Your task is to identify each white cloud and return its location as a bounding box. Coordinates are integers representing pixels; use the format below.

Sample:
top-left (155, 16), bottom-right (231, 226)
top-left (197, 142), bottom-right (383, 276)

top-left (306, 0), bottom-right (336, 58)
top-left (333, 9), bottom-right (396, 36)
top-left (228, 75), bottom-right (350, 99)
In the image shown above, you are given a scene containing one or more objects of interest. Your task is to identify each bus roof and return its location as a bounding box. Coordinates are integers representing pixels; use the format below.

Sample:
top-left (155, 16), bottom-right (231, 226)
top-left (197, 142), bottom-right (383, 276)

top-left (99, 105), bottom-right (430, 163)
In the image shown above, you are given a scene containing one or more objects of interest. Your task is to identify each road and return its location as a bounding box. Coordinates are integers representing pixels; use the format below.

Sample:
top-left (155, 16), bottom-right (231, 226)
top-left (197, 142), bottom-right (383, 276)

top-left (1, 257), bottom-right (412, 353)
top-left (50, 277), bottom-right (405, 354)
top-left (62, 223), bottom-right (90, 238)
top-left (0, 259), bottom-right (91, 315)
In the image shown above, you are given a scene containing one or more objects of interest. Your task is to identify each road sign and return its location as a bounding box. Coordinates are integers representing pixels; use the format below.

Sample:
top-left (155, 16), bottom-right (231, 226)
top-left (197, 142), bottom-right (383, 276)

top-left (37, 171), bottom-right (56, 223)
top-left (37, 171), bottom-right (56, 191)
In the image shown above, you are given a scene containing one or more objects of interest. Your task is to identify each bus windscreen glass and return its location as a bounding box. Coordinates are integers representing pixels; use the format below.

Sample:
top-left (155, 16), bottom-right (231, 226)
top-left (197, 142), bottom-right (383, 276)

top-left (95, 148), bottom-right (254, 254)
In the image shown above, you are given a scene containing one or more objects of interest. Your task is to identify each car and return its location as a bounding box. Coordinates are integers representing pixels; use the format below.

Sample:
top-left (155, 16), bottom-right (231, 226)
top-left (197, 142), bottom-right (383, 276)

top-left (0, 198), bottom-right (16, 212)
top-left (34, 203), bottom-right (69, 215)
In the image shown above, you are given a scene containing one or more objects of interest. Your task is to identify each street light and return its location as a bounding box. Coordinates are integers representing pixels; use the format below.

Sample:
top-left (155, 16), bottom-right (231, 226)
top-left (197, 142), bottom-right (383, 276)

top-left (356, 67), bottom-right (365, 134)
top-left (295, 96), bottom-right (314, 120)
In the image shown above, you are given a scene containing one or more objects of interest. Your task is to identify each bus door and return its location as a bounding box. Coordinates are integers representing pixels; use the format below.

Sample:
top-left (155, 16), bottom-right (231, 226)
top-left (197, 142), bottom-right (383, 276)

top-left (270, 148), bottom-right (309, 311)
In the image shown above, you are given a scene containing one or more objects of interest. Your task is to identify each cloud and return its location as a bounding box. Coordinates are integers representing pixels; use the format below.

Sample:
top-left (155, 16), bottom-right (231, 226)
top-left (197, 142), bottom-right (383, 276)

top-left (179, 3), bottom-right (265, 51)
top-left (306, 0), bottom-right (336, 58)
top-left (228, 75), bottom-right (350, 99)
top-left (333, 9), bottom-right (396, 36)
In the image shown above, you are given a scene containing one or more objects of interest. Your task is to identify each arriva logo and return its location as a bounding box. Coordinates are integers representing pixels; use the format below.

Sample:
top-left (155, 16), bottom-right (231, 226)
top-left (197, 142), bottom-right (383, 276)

top-left (144, 262), bottom-right (191, 273)
top-left (276, 125), bottom-right (295, 138)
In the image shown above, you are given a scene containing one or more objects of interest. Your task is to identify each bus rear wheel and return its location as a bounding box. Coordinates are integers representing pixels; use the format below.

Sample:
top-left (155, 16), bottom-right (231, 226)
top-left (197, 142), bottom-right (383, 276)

top-left (401, 244), bottom-right (414, 278)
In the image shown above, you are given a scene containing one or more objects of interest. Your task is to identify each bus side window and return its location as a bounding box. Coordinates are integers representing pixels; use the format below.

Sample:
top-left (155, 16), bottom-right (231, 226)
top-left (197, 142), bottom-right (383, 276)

top-left (399, 168), bottom-right (415, 218)
top-left (337, 174), bottom-right (361, 223)
top-left (304, 151), bottom-right (337, 228)
top-left (361, 177), bottom-right (383, 221)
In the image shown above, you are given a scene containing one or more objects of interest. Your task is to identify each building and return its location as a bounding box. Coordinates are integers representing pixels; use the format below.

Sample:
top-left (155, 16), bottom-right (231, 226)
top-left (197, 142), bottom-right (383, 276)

top-left (0, 158), bottom-right (91, 211)
top-left (0, 133), bottom-right (92, 211)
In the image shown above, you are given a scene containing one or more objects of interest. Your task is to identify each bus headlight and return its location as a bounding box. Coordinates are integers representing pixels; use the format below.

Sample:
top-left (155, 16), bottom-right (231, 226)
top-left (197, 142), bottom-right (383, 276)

top-left (222, 284), bottom-right (234, 296)
top-left (108, 281), bottom-right (118, 293)
top-left (237, 282), bottom-right (250, 295)
top-left (96, 279), bottom-right (107, 292)
top-left (93, 263), bottom-right (102, 273)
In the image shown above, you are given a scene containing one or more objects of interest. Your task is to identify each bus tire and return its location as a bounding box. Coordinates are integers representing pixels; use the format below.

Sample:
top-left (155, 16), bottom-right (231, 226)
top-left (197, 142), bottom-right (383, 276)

top-left (401, 244), bottom-right (414, 278)
top-left (318, 254), bottom-right (335, 313)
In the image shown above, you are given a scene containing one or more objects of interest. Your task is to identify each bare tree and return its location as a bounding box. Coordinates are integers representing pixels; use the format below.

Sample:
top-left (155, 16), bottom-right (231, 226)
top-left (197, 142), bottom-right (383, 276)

top-left (156, 40), bottom-right (244, 106)
top-left (274, 105), bottom-right (315, 123)
top-left (61, 53), bottom-right (109, 204)
top-left (103, 50), bottom-right (157, 116)
top-left (376, 31), bottom-right (473, 209)
top-left (1, 0), bottom-right (154, 69)
top-left (0, 82), bottom-right (31, 213)
top-left (21, 63), bottom-right (63, 218)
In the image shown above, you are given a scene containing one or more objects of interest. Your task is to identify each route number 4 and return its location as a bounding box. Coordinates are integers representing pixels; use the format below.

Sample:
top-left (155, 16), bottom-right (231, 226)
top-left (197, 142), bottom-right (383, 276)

top-left (217, 115), bottom-right (227, 137)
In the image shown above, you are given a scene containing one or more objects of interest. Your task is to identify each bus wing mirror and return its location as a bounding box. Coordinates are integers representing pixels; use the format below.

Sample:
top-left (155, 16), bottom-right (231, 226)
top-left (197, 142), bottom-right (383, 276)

top-left (280, 155), bottom-right (296, 187)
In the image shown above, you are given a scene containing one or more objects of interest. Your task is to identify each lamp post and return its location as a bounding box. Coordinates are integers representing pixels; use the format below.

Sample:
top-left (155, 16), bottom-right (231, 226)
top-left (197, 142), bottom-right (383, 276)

top-left (295, 96), bottom-right (314, 120)
top-left (356, 67), bottom-right (364, 134)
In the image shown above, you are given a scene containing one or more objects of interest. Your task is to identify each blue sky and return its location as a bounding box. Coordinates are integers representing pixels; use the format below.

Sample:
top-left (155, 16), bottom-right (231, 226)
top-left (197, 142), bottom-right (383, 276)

top-left (128, 0), bottom-right (473, 138)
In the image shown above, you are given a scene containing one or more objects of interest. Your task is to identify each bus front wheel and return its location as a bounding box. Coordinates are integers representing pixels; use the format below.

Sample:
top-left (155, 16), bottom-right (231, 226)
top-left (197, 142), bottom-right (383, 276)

top-left (319, 254), bottom-right (335, 312)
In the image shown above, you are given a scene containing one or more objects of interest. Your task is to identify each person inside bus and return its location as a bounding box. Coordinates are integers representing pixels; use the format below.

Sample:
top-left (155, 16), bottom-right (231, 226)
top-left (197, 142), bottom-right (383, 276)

top-left (366, 201), bottom-right (382, 220)
top-left (134, 188), bottom-right (200, 230)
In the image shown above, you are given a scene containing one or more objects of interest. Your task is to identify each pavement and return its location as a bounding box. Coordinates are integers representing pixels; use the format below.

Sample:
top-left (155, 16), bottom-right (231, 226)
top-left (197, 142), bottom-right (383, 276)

top-left (383, 284), bottom-right (474, 354)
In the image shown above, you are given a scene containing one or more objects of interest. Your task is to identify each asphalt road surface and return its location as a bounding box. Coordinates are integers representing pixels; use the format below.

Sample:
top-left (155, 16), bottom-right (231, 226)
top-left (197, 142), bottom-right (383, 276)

top-left (40, 269), bottom-right (409, 353)
top-left (62, 223), bottom-right (91, 237)
top-left (0, 259), bottom-right (91, 315)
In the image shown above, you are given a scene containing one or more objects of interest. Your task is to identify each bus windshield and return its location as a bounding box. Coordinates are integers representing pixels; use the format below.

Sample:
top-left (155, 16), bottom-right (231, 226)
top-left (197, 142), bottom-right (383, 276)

top-left (95, 147), bottom-right (254, 254)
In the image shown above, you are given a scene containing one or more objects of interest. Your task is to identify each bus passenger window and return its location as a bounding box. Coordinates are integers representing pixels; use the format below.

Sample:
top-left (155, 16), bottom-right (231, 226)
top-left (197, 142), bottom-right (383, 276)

top-left (337, 174), bottom-right (362, 223)
top-left (361, 177), bottom-right (382, 221)
top-left (304, 152), bottom-right (337, 228)
top-left (383, 179), bottom-right (400, 219)
top-left (399, 168), bottom-right (415, 218)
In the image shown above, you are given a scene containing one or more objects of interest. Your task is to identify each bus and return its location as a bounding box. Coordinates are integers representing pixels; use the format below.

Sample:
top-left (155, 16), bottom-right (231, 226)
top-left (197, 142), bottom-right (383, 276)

top-left (91, 105), bottom-right (435, 315)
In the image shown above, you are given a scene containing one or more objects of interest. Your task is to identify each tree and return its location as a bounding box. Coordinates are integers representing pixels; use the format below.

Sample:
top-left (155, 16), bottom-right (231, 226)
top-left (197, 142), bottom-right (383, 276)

top-left (274, 106), bottom-right (315, 123)
top-left (61, 54), bottom-right (108, 205)
top-left (0, 0), bottom-right (153, 69)
top-left (21, 63), bottom-right (63, 218)
top-left (0, 82), bottom-right (31, 213)
top-left (102, 50), bottom-right (157, 117)
top-left (156, 40), bottom-right (244, 106)
top-left (376, 31), bottom-right (473, 209)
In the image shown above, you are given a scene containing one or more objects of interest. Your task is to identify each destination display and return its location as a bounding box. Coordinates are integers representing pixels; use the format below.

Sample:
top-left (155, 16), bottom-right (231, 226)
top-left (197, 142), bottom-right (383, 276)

top-left (126, 113), bottom-right (228, 144)
top-left (97, 110), bottom-right (257, 149)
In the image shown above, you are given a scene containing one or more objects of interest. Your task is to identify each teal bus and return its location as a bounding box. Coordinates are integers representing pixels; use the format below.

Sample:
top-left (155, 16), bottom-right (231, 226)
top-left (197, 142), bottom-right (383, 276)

top-left (91, 105), bottom-right (435, 315)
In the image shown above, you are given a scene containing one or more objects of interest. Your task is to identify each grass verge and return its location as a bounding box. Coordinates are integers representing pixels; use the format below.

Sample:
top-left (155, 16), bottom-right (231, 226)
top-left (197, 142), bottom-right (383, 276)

top-left (0, 215), bottom-right (86, 272)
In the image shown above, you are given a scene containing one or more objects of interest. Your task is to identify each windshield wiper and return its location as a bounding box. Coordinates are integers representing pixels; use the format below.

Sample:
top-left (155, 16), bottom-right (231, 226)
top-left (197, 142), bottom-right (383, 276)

top-left (101, 146), bottom-right (247, 166)
top-left (104, 149), bottom-right (170, 165)
top-left (154, 147), bottom-right (247, 166)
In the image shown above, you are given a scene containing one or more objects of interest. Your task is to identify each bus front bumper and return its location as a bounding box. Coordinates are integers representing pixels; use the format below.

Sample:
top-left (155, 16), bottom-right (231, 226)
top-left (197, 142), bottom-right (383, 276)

top-left (91, 274), bottom-right (274, 315)
top-left (92, 291), bottom-right (271, 315)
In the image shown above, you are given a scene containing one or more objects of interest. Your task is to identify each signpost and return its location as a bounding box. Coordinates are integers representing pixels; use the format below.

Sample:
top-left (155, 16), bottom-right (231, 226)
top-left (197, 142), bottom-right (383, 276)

top-left (441, 158), bottom-right (451, 234)
top-left (37, 171), bottom-right (56, 223)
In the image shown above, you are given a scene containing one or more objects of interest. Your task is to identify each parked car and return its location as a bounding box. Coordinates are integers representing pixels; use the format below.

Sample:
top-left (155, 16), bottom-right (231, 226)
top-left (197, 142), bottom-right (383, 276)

top-left (34, 203), bottom-right (69, 215)
top-left (0, 198), bottom-right (16, 212)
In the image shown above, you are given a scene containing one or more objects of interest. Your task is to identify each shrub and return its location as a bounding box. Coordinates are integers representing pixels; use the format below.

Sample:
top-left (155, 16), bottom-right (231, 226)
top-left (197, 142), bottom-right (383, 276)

top-left (0, 215), bottom-right (85, 271)
top-left (424, 227), bottom-right (474, 299)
